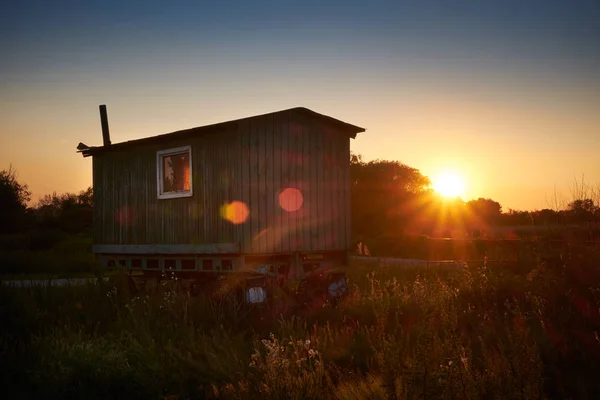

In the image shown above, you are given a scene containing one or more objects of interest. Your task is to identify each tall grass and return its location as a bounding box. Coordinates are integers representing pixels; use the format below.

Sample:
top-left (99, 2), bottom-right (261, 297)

top-left (1, 243), bottom-right (600, 399)
top-left (0, 234), bottom-right (100, 277)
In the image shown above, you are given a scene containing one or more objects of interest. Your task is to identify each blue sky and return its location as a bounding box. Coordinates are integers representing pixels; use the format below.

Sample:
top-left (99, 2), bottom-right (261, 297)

top-left (1, 0), bottom-right (599, 210)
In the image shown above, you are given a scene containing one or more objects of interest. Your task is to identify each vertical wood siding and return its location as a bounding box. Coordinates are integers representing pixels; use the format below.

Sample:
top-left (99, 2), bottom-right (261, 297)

top-left (93, 110), bottom-right (353, 253)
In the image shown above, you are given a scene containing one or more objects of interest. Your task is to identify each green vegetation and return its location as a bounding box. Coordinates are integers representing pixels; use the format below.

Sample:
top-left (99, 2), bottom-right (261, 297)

top-left (0, 234), bottom-right (100, 278)
top-left (1, 164), bottom-right (97, 277)
top-left (2, 243), bottom-right (600, 399)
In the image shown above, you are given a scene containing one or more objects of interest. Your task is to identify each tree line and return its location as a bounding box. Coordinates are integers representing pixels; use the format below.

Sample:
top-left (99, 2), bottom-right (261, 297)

top-left (349, 153), bottom-right (599, 240)
top-left (0, 165), bottom-right (93, 250)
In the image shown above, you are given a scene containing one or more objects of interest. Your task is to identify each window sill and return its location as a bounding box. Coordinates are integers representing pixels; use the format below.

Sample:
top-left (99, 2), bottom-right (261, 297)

top-left (157, 191), bottom-right (193, 200)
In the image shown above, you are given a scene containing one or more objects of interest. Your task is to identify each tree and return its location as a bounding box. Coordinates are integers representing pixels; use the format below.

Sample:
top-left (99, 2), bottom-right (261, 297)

top-left (350, 152), bottom-right (431, 194)
top-left (567, 198), bottom-right (598, 223)
top-left (534, 208), bottom-right (559, 225)
top-left (466, 198), bottom-right (502, 226)
top-left (0, 164), bottom-right (31, 234)
top-left (34, 187), bottom-right (94, 234)
top-left (501, 209), bottom-right (533, 226)
top-left (350, 152), bottom-right (431, 243)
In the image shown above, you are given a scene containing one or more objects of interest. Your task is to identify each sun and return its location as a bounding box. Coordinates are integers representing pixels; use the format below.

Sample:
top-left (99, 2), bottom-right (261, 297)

top-left (433, 171), bottom-right (465, 198)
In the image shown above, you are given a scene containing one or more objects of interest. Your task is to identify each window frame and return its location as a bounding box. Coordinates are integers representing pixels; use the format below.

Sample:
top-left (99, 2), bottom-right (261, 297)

top-left (156, 145), bottom-right (193, 200)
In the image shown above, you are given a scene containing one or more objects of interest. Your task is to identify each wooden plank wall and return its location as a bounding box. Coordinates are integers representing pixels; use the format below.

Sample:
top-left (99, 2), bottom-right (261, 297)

top-left (93, 110), bottom-right (353, 253)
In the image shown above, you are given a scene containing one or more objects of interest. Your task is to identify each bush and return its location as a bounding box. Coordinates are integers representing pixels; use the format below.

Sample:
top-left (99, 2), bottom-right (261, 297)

top-left (26, 229), bottom-right (68, 251)
top-left (50, 235), bottom-right (93, 254)
top-left (0, 249), bottom-right (98, 276)
top-left (0, 234), bottom-right (97, 277)
top-left (0, 233), bottom-right (29, 251)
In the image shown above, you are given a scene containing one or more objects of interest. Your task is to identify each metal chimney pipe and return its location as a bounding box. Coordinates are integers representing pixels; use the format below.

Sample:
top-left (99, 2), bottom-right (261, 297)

top-left (99, 104), bottom-right (111, 146)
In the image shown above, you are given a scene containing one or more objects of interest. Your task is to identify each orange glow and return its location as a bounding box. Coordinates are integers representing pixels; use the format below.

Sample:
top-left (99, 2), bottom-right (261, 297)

top-left (279, 188), bottom-right (303, 212)
top-left (220, 200), bottom-right (249, 224)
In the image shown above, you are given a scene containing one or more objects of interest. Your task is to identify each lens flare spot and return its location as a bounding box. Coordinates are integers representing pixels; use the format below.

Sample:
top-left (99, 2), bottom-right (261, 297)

top-left (220, 201), bottom-right (249, 224)
top-left (115, 207), bottom-right (134, 226)
top-left (279, 188), bottom-right (303, 212)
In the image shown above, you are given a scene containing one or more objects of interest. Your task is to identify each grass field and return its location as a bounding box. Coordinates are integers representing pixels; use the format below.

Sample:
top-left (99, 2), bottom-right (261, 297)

top-left (1, 241), bottom-right (600, 399)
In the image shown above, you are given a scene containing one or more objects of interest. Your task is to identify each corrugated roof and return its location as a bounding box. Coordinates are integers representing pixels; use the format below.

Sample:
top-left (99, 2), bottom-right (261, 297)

top-left (78, 107), bottom-right (365, 157)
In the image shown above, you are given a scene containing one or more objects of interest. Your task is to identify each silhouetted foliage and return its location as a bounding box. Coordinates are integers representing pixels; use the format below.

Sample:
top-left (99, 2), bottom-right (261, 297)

top-left (0, 165), bottom-right (31, 234)
top-left (34, 187), bottom-right (94, 234)
top-left (466, 198), bottom-right (502, 225)
top-left (348, 153), bottom-right (600, 254)
top-left (350, 152), bottom-right (431, 241)
top-left (501, 209), bottom-right (533, 226)
top-left (534, 208), bottom-right (559, 225)
top-left (568, 198), bottom-right (598, 223)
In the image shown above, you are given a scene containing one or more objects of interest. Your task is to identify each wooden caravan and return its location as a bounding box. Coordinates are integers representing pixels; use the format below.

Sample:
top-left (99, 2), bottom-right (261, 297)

top-left (78, 106), bottom-right (365, 303)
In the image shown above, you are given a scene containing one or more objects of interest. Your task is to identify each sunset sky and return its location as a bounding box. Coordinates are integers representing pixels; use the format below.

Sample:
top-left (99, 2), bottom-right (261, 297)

top-left (2, 0), bottom-right (599, 211)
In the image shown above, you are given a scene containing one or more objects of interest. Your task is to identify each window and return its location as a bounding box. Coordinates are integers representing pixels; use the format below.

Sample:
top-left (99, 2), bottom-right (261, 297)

top-left (157, 145), bottom-right (193, 199)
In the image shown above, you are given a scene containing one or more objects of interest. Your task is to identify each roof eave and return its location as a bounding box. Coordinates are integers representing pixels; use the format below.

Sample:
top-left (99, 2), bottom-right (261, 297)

top-left (294, 107), bottom-right (366, 138)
